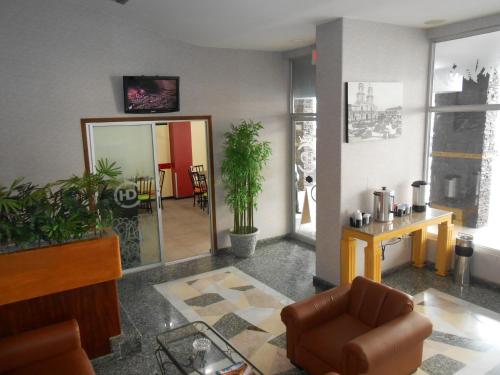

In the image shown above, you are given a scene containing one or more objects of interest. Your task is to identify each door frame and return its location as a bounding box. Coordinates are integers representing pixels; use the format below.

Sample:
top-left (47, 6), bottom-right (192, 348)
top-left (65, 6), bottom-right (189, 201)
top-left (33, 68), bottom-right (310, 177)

top-left (86, 120), bottom-right (165, 266)
top-left (80, 115), bottom-right (218, 259)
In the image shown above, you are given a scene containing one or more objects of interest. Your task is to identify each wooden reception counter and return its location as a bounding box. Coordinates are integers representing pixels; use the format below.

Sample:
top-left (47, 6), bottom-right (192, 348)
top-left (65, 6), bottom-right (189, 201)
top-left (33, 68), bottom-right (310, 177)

top-left (0, 231), bottom-right (122, 358)
top-left (340, 208), bottom-right (453, 285)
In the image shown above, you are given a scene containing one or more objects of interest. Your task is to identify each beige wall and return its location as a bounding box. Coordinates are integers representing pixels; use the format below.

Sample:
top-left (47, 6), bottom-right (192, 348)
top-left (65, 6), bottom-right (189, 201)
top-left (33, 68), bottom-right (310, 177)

top-left (190, 121), bottom-right (208, 171)
top-left (155, 121), bottom-right (207, 198)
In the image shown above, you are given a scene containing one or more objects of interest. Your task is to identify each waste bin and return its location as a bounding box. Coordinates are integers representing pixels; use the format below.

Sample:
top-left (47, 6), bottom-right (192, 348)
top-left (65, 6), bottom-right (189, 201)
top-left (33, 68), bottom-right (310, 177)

top-left (454, 233), bottom-right (474, 287)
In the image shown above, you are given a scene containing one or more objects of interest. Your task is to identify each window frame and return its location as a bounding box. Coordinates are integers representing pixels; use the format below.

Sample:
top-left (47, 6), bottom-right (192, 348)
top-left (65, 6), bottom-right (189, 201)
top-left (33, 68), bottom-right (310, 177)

top-left (289, 57), bottom-right (317, 244)
top-left (424, 29), bottom-right (500, 252)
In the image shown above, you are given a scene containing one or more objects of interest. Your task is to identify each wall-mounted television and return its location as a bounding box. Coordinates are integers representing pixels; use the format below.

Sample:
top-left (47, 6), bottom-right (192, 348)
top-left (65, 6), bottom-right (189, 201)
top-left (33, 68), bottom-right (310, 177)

top-left (123, 76), bottom-right (179, 113)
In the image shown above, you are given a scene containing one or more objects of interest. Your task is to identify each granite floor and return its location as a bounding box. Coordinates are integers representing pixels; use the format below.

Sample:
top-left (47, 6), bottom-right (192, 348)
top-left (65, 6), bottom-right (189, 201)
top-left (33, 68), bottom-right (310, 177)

top-left (93, 239), bottom-right (500, 375)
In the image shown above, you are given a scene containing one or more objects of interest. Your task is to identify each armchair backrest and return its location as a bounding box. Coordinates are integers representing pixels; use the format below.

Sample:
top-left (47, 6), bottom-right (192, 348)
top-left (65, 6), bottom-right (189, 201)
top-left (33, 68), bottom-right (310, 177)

top-left (348, 276), bottom-right (413, 327)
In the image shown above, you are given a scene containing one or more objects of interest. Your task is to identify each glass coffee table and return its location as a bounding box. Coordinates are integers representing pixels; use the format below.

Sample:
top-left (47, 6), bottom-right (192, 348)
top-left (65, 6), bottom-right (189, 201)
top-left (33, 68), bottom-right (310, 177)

top-left (155, 321), bottom-right (262, 375)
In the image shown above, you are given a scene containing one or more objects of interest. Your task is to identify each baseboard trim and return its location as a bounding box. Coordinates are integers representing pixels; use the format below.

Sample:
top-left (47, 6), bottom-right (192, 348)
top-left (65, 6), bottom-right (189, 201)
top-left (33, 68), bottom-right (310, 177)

top-left (215, 234), bottom-right (312, 254)
top-left (382, 261), bottom-right (413, 277)
top-left (286, 233), bottom-right (315, 250)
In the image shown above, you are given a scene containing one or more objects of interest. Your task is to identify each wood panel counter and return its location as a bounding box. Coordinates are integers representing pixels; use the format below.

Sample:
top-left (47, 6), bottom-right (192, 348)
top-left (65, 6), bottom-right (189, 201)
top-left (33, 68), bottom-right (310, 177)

top-left (340, 208), bottom-right (453, 285)
top-left (0, 231), bottom-right (123, 358)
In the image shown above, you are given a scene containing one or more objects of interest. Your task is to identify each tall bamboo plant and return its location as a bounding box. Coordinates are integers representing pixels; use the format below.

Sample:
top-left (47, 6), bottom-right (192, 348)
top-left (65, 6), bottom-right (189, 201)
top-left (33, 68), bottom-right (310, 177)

top-left (221, 120), bottom-right (271, 234)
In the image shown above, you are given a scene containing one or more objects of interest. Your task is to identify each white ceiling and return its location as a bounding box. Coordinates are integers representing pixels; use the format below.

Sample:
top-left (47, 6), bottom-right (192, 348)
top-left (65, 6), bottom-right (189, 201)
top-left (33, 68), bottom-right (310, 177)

top-left (90, 0), bottom-right (500, 51)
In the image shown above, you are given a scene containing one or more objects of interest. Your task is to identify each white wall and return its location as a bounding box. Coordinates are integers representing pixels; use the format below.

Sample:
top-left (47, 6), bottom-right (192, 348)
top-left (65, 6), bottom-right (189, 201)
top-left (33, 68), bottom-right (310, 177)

top-left (316, 19), bottom-right (344, 284)
top-left (316, 18), bottom-right (429, 285)
top-left (0, 0), bottom-right (290, 248)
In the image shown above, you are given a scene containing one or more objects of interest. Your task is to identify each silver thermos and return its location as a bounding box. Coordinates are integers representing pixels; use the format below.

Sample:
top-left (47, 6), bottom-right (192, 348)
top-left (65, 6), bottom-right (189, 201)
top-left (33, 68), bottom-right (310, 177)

top-left (412, 180), bottom-right (429, 212)
top-left (373, 187), bottom-right (395, 222)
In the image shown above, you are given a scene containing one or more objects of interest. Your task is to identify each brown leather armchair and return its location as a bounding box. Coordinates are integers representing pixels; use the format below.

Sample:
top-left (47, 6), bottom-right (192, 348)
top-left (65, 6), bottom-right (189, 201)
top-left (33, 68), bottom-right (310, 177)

top-left (0, 319), bottom-right (95, 375)
top-left (281, 276), bottom-right (432, 375)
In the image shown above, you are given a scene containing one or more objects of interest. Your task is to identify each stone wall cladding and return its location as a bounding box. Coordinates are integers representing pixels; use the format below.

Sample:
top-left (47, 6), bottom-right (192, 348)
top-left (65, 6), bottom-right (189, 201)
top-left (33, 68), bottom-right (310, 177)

top-left (430, 71), bottom-right (497, 228)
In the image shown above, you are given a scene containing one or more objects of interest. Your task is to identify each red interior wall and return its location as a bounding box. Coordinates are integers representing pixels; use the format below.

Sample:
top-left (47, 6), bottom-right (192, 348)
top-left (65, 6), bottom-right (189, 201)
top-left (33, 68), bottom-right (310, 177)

top-left (169, 122), bottom-right (193, 197)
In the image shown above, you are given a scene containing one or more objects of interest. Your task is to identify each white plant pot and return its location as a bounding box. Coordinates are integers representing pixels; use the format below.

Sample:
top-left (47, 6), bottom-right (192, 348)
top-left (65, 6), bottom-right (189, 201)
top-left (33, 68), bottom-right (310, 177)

top-left (229, 228), bottom-right (259, 258)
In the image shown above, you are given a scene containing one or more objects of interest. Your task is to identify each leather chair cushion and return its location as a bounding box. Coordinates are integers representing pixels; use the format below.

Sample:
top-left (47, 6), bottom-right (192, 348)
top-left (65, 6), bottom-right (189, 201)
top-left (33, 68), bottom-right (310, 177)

top-left (348, 276), bottom-right (413, 327)
top-left (6, 348), bottom-right (95, 375)
top-left (299, 313), bottom-right (371, 370)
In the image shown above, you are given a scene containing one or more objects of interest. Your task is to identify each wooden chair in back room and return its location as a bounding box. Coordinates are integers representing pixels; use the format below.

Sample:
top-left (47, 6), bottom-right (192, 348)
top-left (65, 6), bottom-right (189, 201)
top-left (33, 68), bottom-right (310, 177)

top-left (135, 176), bottom-right (153, 214)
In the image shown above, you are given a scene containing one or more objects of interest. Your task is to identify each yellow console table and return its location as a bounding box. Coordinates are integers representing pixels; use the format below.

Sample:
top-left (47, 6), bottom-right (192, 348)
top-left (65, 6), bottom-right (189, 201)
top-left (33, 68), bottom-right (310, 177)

top-left (340, 208), bottom-right (453, 285)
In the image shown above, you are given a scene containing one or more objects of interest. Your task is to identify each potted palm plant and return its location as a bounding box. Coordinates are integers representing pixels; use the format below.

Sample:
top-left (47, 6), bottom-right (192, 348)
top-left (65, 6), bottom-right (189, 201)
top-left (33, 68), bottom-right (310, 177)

top-left (221, 120), bottom-right (271, 257)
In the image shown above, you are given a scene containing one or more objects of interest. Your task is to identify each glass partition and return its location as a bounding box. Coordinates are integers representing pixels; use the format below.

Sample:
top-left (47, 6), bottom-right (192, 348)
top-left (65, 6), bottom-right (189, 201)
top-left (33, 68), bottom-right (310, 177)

top-left (90, 123), bottom-right (163, 269)
top-left (291, 54), bottom-right (317, 240)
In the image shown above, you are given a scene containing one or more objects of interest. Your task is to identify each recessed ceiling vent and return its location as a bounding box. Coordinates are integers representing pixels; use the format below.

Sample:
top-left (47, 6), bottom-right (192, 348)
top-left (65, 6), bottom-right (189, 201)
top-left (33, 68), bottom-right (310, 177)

top-left (113, 0), bottom-right (129, 4)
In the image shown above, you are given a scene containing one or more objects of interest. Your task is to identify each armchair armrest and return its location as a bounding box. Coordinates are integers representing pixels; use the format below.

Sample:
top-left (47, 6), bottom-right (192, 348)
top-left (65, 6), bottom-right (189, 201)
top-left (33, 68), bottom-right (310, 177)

top-left (0, 319), bottom-right (82, 373)
top-left (281, 284), bottom-right (351, 361)
top-left (341, 311), bottom-right (432, 375)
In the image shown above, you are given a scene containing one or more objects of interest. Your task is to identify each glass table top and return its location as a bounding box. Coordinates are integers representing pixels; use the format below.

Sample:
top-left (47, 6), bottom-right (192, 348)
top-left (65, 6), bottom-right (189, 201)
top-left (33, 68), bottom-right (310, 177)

top-left (345, 208), bottom-right (452, 236)
top-left (156, 321), bottom-right (261, 375)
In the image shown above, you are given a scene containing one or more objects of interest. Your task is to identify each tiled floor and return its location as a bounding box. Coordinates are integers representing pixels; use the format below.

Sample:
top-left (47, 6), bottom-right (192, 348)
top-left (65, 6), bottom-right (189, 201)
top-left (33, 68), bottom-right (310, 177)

top-left (162, 198), bottom-right (211, 262)
top-left (154, 267), bottom-right (295, 373)
top-left (93, 239), bottom-right (500, 375)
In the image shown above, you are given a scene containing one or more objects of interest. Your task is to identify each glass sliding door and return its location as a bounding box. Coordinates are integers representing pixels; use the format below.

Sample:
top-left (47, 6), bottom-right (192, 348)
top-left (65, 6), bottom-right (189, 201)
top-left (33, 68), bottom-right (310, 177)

top-left (294, 119), bottom-right (317, 239)
top-left (291, 54), bottom-right (317, 241)
top-left (89, 122), bottom-right (163, 270)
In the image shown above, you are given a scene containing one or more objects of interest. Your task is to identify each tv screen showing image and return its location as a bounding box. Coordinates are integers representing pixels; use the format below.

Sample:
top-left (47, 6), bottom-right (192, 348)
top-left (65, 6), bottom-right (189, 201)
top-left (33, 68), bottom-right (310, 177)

top-left (123, 76), bottom-right (179, 113)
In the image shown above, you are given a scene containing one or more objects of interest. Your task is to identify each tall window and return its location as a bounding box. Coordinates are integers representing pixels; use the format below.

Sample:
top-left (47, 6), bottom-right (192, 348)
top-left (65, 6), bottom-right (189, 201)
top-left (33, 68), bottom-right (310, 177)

top-left (291, 54), bottom-right (317, 241)
top-left (427, 30), bottom-right (500, 249)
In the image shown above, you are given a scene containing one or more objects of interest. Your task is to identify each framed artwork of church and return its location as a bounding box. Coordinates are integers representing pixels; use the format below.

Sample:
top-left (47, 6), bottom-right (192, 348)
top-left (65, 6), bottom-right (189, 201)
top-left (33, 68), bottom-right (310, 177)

top-left (345, 82), bottom-right (403, 143)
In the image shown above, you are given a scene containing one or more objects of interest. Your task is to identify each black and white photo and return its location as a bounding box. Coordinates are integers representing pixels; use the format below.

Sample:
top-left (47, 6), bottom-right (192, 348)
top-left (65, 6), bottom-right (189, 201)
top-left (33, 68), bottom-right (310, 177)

top-left (346, 82), bottom-right (403, 143)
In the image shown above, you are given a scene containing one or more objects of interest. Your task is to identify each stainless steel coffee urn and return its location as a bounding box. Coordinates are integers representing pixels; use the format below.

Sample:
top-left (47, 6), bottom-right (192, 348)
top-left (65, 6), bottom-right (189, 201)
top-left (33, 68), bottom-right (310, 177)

top-left (373, 187), bottom-right (395, 222)
top-left (411, 180), bottom-right (429, 212)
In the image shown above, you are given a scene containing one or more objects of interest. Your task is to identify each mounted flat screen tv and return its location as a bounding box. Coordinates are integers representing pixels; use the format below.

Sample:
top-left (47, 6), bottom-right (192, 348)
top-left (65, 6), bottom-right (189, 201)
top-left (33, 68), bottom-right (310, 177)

top-left (123, 76), bottom-right (179, 113)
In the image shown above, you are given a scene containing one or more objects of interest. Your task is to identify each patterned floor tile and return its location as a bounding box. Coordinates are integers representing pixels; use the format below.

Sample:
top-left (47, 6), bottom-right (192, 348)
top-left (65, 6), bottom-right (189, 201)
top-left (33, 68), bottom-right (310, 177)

top-left (213, 312), bottom-right (265, 339)
top-left (268, 332), bottom-right (287, 349)
top-left (231, 285), bottom-right (255, 291)
top-left (229, 329), bottom-right (272, 359)
top-left (429, 330), bottom-right (491, 352)
top-left (421, 354), bottom-right (466, 375)
top-left (184, 293), bottom-right (224, 307)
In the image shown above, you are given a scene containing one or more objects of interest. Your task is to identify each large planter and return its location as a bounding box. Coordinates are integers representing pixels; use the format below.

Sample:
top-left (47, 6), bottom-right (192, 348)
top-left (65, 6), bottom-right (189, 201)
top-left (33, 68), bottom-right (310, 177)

top-left (230, 228), bottom-right (259, 258)
top-left (0, 229), bottom-right (123, 358)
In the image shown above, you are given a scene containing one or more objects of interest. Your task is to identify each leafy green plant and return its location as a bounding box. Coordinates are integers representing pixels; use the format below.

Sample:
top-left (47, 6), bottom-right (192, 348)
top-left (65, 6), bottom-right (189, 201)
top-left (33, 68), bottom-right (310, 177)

top-left (221, 120), bottom-right (272, 234)
top-left (0, 159), bottom-right (121, 249)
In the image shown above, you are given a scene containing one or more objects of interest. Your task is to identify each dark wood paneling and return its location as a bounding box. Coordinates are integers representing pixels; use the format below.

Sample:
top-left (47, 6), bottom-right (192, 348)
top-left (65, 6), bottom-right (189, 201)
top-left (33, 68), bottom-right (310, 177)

top-left (0, 281), bottom-right (121, 359)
